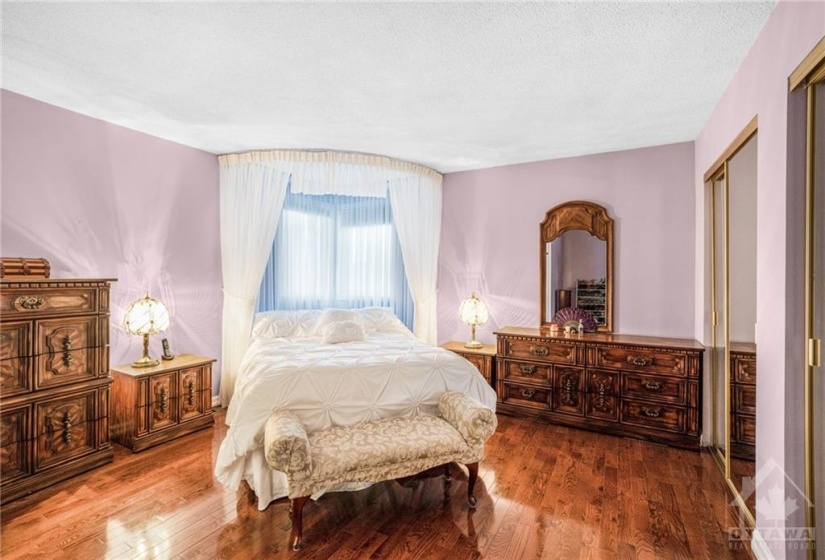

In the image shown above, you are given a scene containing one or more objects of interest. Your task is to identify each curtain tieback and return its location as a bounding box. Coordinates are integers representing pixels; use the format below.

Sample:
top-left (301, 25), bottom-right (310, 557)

top-left (223, 290), bottom-right (256, 311)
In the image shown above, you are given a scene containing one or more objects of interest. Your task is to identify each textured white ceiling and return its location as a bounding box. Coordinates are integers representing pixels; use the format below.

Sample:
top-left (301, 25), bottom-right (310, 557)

top-left (2, 2), bottom-right (776, 172)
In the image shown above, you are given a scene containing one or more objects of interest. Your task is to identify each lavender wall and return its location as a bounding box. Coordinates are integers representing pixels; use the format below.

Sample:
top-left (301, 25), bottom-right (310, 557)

top-left (0, 90), bottom-right (223, 395)
top-left (693, 2), bottom-right (824, 557)
top-left (438, 141), bottom-right (695, 345)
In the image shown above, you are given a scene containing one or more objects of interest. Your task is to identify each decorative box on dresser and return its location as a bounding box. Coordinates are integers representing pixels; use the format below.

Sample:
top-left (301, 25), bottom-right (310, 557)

top-left (440, 342), bottom-right (496, 387)
top-left (730, 343), bottom-right (756, 460)
top-left (495, 327), bottom-right (704, 449)
top-left (110, 354), bottom-right (215, 452)
top-left (0, 277), bottom-right (116, 504)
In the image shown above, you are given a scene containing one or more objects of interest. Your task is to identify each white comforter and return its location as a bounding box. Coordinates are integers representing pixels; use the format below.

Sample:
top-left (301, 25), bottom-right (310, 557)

top-left (214, 332), bottom-right (497, 509)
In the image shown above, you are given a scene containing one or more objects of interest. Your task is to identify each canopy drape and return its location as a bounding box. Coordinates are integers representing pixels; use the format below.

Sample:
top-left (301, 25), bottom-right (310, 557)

top-left (218, 150), bottom-right (442, 407)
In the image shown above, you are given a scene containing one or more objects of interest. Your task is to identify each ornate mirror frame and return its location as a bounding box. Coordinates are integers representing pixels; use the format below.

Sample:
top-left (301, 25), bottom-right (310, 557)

top-left (539, 200), bottom-right (614, 332)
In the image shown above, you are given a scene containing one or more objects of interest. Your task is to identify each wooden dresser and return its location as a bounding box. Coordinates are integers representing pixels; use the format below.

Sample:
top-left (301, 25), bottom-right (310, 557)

top-left (730, 343), bottom-right (756, 460)
top-left (496, 327), bottom-right (704, 449)
top-left (0, 278), bottom-right (115, 504)
top-left (110, 355), bottom-right (215, 452)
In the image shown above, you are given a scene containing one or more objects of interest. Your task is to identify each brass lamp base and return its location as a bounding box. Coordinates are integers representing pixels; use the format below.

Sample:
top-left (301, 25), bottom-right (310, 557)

top-left (132, 333), bottom-right (159, 368)
top-left (464, 324), bottom-right (484, 349)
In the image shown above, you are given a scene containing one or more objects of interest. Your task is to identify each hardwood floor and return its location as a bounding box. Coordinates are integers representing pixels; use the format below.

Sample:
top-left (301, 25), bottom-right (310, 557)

top-left (1, 411), bottom-right (751, 559)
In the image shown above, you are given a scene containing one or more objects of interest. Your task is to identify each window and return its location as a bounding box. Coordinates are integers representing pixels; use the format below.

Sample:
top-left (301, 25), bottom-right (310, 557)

top-left (257, 186), bottom-right (414, 328)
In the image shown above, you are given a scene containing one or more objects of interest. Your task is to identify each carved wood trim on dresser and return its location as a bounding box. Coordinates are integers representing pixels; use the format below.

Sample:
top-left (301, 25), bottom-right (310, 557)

top-left (0, 278), bottom-right (116, 504)
top-left (496, 327), bottom-right (704, 449)
top-left (110, 355), bottom-right (215, 452)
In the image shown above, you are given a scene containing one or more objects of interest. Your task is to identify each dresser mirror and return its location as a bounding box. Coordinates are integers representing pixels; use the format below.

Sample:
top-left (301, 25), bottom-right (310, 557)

top-left (706, 124), bottom-right (757, 524)
top-left (540, 200), bottom-right (614, 332)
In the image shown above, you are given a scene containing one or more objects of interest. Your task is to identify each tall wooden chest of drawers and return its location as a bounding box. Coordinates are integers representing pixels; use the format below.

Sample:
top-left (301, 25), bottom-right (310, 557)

top-left (110, 355), bottom-right (215, 452)
top-left (496, 327), bottom-right (704, 449)
top-left (0, 278), bottom-right (115, 503)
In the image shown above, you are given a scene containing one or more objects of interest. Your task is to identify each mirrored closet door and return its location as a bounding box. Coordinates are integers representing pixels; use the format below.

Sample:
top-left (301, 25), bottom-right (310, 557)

top-left (791, 40), bottom-right (825, 558)
top-left (706, 121), bottom-right (758, 524)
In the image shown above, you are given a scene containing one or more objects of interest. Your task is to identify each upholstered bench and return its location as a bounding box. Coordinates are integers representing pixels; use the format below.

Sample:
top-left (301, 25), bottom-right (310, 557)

top-left (264, 391), bottom-right (497, 550)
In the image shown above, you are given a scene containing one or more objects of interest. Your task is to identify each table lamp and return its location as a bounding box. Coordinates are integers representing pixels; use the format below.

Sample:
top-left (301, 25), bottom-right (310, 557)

top-left (459, 292), bottom-right (489, 349)
top-left (124, 294), bottom-right (170, 367)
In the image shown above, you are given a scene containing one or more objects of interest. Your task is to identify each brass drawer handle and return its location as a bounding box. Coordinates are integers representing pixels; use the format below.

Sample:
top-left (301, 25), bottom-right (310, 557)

top-left (62, 336), bottom-right (73, 366)
top-left (63, 414), bottom-right (72, 443)
top-left (188, 381), bottom-right (196, 405)
top-left (642, 407), bottom-right (661, 418)
top-left (16, 296), bottom-right (45, 310)
top-left (159, 387), bottom-right (168, 414)
top-left (642, 380), bottom-right (661, 391)
top-left (518, 364), bottom-right (536, 374)
top-left (520, 388), bottom-right (536, 399)
top-left (529, 346), bottom-right (549, 357)
top-left (630, 356), bottom-right (650, 367)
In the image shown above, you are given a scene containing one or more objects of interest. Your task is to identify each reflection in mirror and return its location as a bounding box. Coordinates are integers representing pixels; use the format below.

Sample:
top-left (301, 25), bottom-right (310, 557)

top-left (545, 231), bottom-right (607, 324)
top-left (540, 201), bottom-right (614, 332)
top-left (711, 172), bottom-right (727, 466)
top-left (728, 133), bottom-right (757, 517)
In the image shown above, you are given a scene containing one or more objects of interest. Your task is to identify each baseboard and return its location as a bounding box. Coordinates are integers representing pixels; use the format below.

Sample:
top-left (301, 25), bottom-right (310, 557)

top-left (751, 529), bottom-right (775, 560)
top-left (212, 394), bottom-right (221, 408)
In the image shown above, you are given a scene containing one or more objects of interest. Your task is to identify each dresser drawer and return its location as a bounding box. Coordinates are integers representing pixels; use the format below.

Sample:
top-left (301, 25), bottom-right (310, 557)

top-left (621, 372), bottom-right (687, 405)
top-left (34, 316), bottom-right (100, 389)
top-left (500, 382), bottom-right (552, 410)
top-left (179, 367), bottom-right (208, 422)
top-left (500, 337), bottom-right (579, 365)
top-left (586, 370), bottom-right (620, 421)
top-left (734, 414), bottom-right (756, 445)
top-left (35, 391), bottom-right (97, 471)
top-left (148, 373), bottom-right (178, 431)
top-left (0, 288), bottom-right (97, 318)
top-left (1, 406), bottom-right (31, 483)
top-left (620, 400), bottom-right (686, 433)
top-left (1, 322), bottom-right (33, 397)
top-left (592, 346), bottom-right (687, 377)
top-left (552, 367), bottom-right (585, 416)
top-left (501, 360), bottom-right (552, 386)
top-left (733, 384), bottom-right (756, 415)
top-left (733, 356), bottom-right (756, 385)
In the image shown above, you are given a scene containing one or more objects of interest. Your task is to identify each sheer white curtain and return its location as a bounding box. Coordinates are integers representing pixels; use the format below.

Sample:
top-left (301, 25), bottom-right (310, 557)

top-left (388, 175), bottom-right (442, 344)
top-left (219, 157), bottom-right (290, 406)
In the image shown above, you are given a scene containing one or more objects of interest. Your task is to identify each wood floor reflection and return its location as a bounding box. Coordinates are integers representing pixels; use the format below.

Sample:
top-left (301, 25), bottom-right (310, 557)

top-left (1, 411), bottom-right (750, 559)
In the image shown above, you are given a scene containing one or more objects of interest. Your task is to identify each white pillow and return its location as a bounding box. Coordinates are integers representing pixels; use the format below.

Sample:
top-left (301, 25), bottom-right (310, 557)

top-left (315, 309), bottom-right (362, 335)
top-left (252, 310), bottom-right (321, 339)
top-left (321, 320), bottom-right (366, 344)
top-left (355, 307), bottom-right (411, 334)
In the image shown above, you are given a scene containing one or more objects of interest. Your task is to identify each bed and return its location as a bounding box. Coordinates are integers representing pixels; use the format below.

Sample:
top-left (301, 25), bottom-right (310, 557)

top-left (214, 308), bottom-right (497, 509)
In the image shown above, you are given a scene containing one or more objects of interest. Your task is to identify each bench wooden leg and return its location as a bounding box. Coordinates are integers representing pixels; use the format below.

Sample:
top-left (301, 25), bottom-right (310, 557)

top-left (466, 462), bottom-right (478, 508)
top-left (443, 463), bottom-right (452, 482)
top-left (290, 496), bottom-right (310, 551)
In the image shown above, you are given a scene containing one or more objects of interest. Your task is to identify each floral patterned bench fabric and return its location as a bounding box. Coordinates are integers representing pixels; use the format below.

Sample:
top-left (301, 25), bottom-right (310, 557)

top-left (265, 391), bottom-right (497, 499)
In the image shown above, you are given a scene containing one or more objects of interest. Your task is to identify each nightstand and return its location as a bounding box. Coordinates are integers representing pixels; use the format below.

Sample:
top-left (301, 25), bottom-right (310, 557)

top-left (110, 354), bottom-right (215, 452)
top-left (441, 342), bottom-right (496, 387)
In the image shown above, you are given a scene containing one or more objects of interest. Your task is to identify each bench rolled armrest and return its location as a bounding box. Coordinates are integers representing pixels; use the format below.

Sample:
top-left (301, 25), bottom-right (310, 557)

top-left (437, 391), bottom-right (497, 446)
top-left (264, 410), bottom-right (312, 477)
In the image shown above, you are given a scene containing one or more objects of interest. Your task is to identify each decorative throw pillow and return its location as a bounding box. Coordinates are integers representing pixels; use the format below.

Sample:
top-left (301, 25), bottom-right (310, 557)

top-left (321, 320), bottom-right (366, 344)
top-left (315, 309), bottom-right (361, 335)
